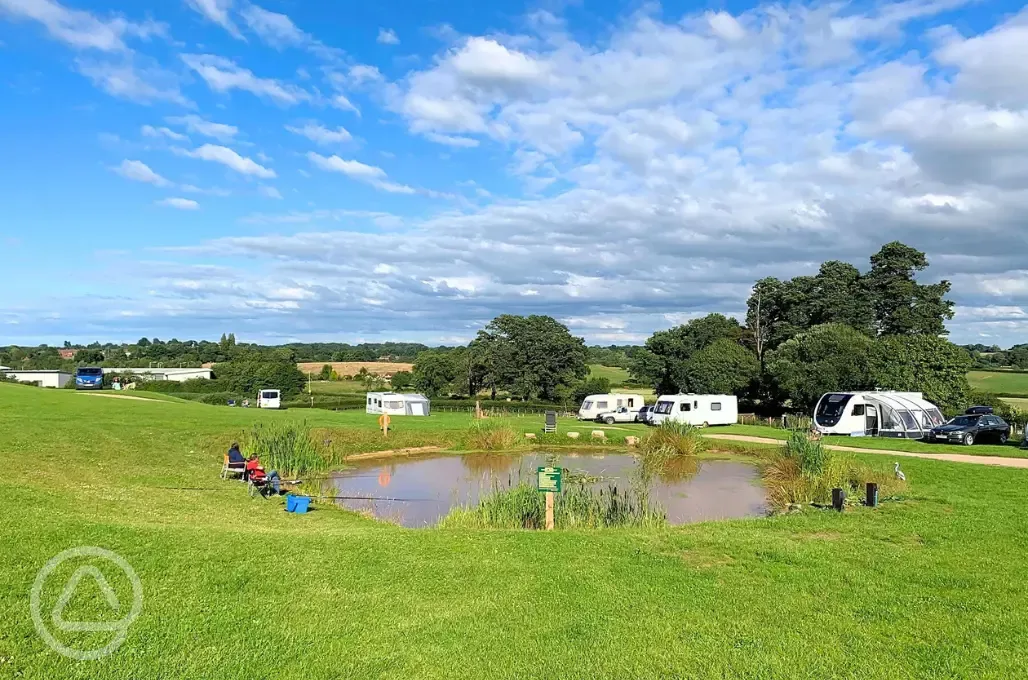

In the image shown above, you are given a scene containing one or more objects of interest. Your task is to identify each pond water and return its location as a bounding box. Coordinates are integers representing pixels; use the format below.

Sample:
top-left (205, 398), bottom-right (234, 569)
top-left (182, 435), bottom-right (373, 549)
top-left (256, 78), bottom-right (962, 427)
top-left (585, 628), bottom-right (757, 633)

top-left (323, 453), bottom-right (768, 527)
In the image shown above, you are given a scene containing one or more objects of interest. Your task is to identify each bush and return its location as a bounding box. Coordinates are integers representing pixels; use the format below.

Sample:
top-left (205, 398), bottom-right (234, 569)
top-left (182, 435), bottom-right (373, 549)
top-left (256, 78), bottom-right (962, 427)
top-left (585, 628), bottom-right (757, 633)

top-left (136, 378), bottom-right (229, 394)
top-left (245, 421), bottom-right (327, 477)
top-left (459, 420), bottom-right (519, 451)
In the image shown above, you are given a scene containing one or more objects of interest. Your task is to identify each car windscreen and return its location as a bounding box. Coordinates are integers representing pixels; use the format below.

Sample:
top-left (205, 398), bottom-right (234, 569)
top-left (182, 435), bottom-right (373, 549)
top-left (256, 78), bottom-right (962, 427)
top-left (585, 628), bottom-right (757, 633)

top-left (816, 394), bottom-right (852, 417)
top-left (77, 368), bottom-right (103, 376)
top-left (947, 415), bottom-right (980, 427)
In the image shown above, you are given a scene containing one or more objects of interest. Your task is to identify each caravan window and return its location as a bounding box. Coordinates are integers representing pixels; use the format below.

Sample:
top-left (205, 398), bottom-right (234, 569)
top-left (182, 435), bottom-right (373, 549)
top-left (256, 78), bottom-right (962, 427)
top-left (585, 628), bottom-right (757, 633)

top-left (367, 397), bottom-right (372, 404)
top-left (385, 401), bottom-right (403, 409)
top-left (897, 411), bottom-right (917, 430)
top-left (596, 401), bottom-right (608, 410)
top-left (817, 394), bottom-right (852, 418)
top-left (616, 399), bottom-right (624, 408)
top-left (680, 402), bottom-right (691, 412)
top-left (582, 401), bottom-right (593, 410)
top-left (628, 398), bottom-right (635, 408)
top-left (852, 405), bottom-right (865, 416)
top-left (711, 402), bottom-right (722, 411)
top-left (654, 401), bottom-right (674, 415)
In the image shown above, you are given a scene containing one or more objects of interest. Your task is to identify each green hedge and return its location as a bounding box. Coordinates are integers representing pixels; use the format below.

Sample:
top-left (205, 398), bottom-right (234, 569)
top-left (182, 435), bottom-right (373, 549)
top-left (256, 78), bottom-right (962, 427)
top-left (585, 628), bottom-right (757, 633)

top-left (134, 379), bottom-right (230, 394)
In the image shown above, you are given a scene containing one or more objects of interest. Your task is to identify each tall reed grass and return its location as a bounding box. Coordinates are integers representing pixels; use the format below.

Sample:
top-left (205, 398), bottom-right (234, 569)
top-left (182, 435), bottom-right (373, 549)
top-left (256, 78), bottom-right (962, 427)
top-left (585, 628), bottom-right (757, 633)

top-left (639, 421), bottom-right (705, 481)
top-left (440, 480), bottom-right (666, 529)
top-left (459, 420), bottom-right (520, 451)
top-left (245, 421), bottom-right (327, 477)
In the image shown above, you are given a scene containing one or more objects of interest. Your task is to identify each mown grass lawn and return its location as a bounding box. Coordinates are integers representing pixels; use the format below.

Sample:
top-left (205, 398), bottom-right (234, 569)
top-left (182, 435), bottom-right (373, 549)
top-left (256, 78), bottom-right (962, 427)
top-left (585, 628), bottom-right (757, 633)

top-left (718, 424), bottom-right (1028, 458)
top-left (2, 384), bottom-right (1028, 679)
top-left (586, 364), bottom-right (632, 385)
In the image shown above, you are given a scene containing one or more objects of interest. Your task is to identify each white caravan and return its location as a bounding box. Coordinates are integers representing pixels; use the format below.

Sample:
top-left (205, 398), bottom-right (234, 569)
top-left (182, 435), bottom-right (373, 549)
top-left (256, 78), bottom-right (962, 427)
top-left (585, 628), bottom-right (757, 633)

top-left (813, 391), bottom-right (944, 439)
top-left (257, 389), bottom-right (281, 409)
top-left (578, 393), bottom-right (646, 421)
top-left (650, 394), bottom-right (738, 427)
top-left (366, 392), bottom-right (431, 416)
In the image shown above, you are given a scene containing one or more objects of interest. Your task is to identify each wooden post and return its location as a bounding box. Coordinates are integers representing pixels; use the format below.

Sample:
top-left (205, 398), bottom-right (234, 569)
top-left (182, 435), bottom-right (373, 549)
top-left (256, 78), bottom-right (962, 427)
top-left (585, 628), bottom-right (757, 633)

top-left (545, 491), bottom-right (554, 530)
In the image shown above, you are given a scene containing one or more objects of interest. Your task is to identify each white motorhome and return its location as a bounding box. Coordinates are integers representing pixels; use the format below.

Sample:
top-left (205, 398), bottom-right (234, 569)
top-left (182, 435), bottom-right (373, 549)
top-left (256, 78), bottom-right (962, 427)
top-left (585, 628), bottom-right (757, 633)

top-left (257, 389), bottom-right (281, 409)
top-left (650, 394), bottom-right (738, 427)
top-left (813, 391), bottom-right (944, 439)
top-left (577, 393), bottom-right (645, 421)
top-left (366, 392), bottom-right (431, 416)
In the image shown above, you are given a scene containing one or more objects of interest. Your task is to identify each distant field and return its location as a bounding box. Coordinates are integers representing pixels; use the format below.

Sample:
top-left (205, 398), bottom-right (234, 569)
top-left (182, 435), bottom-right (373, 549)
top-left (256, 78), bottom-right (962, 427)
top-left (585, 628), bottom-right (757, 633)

top-left (297, 361), bottom-right (412, 377)
top-left (968, 370), bottom-right (1028, 396)
top-left (309, 380), bottom-right (366, 395)
top-left (587, 364), bottom-right (631, 384)
top-left (1000, 397), bottom-right (1028, 410)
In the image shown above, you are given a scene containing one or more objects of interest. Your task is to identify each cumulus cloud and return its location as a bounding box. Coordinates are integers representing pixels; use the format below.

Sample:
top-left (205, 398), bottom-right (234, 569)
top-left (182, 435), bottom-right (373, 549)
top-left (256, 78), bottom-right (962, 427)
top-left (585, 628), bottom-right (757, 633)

top-left (377, 28), bottom-right (399, 45)
top-left (166, 114), bottom-right (239, 141)
top-left (113, 159), bottom-right (170, 186)
top-left (286, 123), bottom-right (352, 145)
top-left (0, 0), bottom-right (167, 51)
top-left (156, 197), bottom-right (200, 210)
top-left (181, 54), bottom-right (309, 104)
top-left (178, 144), bottom-right (276, 178)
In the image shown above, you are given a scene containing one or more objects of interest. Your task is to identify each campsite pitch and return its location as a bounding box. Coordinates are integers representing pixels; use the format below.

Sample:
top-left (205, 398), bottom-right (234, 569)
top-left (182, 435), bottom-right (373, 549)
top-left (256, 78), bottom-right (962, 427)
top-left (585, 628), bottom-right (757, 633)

top-left (2, 384), bottom-right (1028, 679)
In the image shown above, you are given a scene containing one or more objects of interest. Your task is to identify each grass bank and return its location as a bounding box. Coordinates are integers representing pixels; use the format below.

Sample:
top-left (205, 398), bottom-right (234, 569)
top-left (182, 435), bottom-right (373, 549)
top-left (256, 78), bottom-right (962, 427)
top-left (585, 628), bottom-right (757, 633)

top-left (3, 384), bottom-right (1028, 678)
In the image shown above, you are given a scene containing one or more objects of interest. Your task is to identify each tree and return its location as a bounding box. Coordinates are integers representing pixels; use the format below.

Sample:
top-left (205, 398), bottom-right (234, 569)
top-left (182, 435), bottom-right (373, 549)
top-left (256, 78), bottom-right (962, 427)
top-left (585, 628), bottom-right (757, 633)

top-left (74, 349), bottom-right (105, 364)
top-left (573, 377), bottom-right (611, 403)
top-left (868, 335), bottom-right (971, 410)
top-left (865, 242), bottom-right (954, 336)
top-left (475, 315), bottom-right (587, 400)
top-left (215, 350), bottom-right (305, 397)
top-left (390, 370), bottom-right (414, 390)
top-left (766, 324), bottom-right (875, 411)
top-left (810, 261), bottom-right (874, 334)
top-left (681, 339), bottom-right (759, 396)
top-left (318, 364), bottom-right (332, 381)
top-left (632, 314), bottom-right (744, 392)
top-left (412, 351), bottom-right (456, 397)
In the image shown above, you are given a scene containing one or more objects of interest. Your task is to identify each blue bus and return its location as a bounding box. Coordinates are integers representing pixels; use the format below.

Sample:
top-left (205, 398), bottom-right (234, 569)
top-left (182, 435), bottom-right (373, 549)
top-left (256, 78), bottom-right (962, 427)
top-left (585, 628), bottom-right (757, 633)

top-left (75, 367), bottom-right (104, 390)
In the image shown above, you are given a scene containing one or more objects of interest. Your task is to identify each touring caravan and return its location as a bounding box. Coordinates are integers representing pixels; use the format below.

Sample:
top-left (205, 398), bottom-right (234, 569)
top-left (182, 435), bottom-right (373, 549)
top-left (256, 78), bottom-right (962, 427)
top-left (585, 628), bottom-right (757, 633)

top-left (650, 394), bottom-right (738, 427)
top-left (577, 393), bottom-right (646, 421)
top-left (257, 389), bottom-right (281, 409)
top-left (813, 391), bottom-right (944, 439)
top-left (366, 392), bottom-right (431, 416)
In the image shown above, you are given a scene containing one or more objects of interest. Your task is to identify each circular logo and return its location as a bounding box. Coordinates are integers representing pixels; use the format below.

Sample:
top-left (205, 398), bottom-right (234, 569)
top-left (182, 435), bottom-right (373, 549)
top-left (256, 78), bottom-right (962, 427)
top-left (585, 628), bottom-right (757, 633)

top-left (30, 547), bottom-right (143, 661)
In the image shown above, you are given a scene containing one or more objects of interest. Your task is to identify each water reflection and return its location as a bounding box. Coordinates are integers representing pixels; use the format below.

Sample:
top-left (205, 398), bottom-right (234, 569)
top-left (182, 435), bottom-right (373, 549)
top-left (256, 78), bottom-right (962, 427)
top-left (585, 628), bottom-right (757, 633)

top-left (324, 453), bottom-right (767, 528)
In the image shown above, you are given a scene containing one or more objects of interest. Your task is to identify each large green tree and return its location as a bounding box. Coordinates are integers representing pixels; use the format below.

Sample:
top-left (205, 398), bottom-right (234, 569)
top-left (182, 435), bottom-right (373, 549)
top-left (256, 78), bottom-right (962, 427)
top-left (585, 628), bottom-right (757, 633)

top-left (865, 242), bottom-right (954, 336)
top-left (215, 350), bottom-right (305, 397)
top-left (631, 314), bottom-right (744, 393)
top-left (868, 335), bottom-right (971, 410)
top-left (765, 324), bottom-right (875, 411)
top-left (412, 351), bottom-right (457, 397)
top-left (475, 315), bottom-right (587, 400)
top-left (681, 339), bottom-right (760, 395)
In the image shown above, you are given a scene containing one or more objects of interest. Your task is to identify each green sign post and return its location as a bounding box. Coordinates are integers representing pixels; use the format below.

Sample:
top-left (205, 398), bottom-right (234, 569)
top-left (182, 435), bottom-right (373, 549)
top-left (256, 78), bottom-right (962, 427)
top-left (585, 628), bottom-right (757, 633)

top-left (537, 467), bottom-right (562, 531)
top-left (537, 466), bottom-right (562, 493)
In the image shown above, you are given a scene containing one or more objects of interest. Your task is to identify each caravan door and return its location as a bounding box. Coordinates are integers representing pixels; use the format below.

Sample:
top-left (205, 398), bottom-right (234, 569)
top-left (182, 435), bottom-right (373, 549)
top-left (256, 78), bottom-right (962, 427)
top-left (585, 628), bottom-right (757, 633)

top-left (865, 405), bottom-right (879, 436)
top-left (410, 402), bottom-right (425, 416)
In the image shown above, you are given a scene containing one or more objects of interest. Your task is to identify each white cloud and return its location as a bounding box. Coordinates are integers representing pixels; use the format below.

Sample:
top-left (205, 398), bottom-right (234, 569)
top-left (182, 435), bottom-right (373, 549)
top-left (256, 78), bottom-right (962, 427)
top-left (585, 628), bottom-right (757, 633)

top-left (377, 28), bottom-right (399, 45)
top-left (178, 144), bottom-right (276, 178)
top-left (181, 54), bottom-right (309, 104)
top-left (706, 11), bottom-right (746, 41)
top-left (240, 4), bottom-right (307, 47)
top-left (286, 123), bottom-right (352, 145)
top-left (308, 152), bottom-right (385, 179)
top-left (424, 132), bottom-right (480, 148)
top-left (157, 197), bottom-right (200, 210)
top-left (258, 185), bottom-right (283, 199)
top-left (185, 0), bottom-right (240, 38)
top-left (113, 159), bottom-right (170, 186)
top-left (0, 0), bottom-right (167, 51)
top-left (77, 58), bottom-right (190, 106)
top-left (166, 114), bottom-right (238, 141)
top-left (331, 94), bottom-right (361, 115)
top-left (142, 125), bottom-right (187, 141)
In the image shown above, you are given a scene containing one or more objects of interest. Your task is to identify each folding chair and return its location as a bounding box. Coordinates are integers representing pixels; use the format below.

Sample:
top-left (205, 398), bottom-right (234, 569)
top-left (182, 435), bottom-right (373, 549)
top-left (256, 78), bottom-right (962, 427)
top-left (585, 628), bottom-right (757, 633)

top-left (544, 410), bottom-right (557, 434)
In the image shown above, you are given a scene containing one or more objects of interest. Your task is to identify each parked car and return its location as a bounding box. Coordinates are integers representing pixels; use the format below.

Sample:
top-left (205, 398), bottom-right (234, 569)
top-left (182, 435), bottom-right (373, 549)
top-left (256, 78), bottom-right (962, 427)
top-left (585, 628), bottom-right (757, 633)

top-left (594, 407), bottom-right (640, 425)
top-left (637, 405), bottom-right (654, 424)
top-left (928, 413), bottom-right (1011, 446)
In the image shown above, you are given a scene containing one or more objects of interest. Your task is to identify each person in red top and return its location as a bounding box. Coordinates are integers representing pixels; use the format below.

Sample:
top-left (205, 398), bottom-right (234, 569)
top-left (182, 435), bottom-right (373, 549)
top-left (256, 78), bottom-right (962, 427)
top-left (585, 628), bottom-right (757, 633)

top-left (244, 457), bottom-right (265, 482)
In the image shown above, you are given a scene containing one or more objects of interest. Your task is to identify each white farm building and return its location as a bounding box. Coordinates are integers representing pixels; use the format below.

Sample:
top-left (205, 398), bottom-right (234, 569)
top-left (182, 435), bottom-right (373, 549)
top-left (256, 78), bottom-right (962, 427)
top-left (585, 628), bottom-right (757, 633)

top-left (365, 392), bottom-right (431, 416)
top-left (0, 370), bottom-right (73, 388)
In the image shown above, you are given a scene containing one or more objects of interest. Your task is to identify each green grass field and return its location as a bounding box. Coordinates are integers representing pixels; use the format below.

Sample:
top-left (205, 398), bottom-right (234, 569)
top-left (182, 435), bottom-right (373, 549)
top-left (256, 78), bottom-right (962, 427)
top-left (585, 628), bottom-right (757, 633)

top-left (586, 364), bottom-right (631, 385)
top-left (3, 383), bottom-right (1028, 678)
top-left (968, 370), bottom-right (1028, 396)
top-left (719, 424), bottom-right (1028, 458)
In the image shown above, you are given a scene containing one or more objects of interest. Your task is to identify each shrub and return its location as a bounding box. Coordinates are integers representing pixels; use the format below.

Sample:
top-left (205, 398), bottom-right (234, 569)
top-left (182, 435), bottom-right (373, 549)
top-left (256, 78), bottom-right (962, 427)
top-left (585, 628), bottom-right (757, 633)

top-left (460, 420), bottom-right (519, 451)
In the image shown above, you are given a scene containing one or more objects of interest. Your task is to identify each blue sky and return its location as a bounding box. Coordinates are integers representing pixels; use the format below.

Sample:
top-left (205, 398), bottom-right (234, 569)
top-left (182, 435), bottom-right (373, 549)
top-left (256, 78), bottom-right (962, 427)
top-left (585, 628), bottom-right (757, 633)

top-left (2, 0), bottom-right (1028, 347)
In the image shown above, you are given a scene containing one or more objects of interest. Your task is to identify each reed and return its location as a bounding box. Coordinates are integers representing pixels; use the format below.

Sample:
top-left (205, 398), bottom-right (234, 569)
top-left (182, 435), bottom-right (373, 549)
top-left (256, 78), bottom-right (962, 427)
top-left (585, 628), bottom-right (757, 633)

top-left (440, 479), bottom-right (666, 529)
top-left (245, 421), bottom-right (327, 477)
top-left (459, 420), bottom-right (520, 451)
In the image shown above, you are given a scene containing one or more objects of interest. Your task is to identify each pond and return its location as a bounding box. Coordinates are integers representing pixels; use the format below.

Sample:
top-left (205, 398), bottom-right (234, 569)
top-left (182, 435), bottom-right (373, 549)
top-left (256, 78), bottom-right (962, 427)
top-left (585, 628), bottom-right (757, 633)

top-left (323, 452), bottom-right (768, 527)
